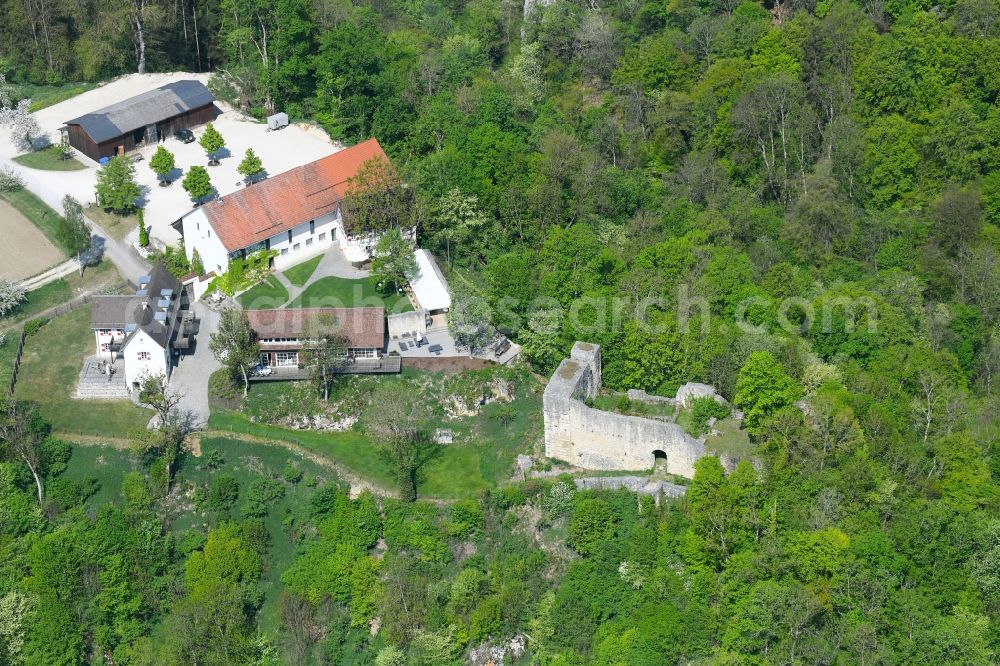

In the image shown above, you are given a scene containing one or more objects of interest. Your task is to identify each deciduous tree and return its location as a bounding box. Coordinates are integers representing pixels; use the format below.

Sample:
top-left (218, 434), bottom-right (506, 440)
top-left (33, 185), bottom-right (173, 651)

top-left (198, 123), bottom-right (225, 164)
top-left (210, 307), bottom-right (259, 396)
top-left (131, 372), bottom-right (186, 488)
top-left (182, 165), bottom-right (214, 202)
top-left (370, 229), bottom-right (416, 294)
top-left (341, 157), bottom-right (414, 235)
top-left (237, 147), bottom-right (264, 184)
top-left (734, 351), bottom-right (801, 434)
top-left (0, 279), bottom-right (26, 317)
top-left (361, 382), bottom-right (436, 501)
top-left (301, 312), bottom-right (347, 402)
top-left (0, 401), bottom-right (47, 503)
top-left (95, 156), bottom-right (140, 213)
top-left (149, 145), bottom-right (175, 185)
top-left (426, 188), bottom-right (487, 267)
top-left (57, 195), bottom-right (90, 257)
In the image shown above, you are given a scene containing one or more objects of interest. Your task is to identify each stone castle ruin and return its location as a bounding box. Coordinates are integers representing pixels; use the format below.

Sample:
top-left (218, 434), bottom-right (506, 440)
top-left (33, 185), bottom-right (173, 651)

top-left (543, 342), bottom-right (731, 478)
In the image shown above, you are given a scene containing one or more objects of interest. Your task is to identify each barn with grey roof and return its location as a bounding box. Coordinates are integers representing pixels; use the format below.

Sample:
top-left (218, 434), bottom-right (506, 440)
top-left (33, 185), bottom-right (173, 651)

top-left (62, 80), bottom-right (217, 161)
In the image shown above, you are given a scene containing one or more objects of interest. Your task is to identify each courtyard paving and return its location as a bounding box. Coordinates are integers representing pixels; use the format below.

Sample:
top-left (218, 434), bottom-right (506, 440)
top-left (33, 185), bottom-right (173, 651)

top-left (392, 326), bottom-right (520, 364)
top-left (75, 356), bottom-right (130, 400)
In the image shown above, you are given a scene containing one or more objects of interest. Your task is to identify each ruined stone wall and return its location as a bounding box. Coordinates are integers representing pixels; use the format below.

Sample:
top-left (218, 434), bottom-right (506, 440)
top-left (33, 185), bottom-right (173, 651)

top-left (542, 342), bottom-right (711, 479)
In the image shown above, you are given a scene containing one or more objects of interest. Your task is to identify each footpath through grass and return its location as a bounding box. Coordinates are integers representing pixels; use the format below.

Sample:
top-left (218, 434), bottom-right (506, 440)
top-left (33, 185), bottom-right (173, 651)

top-left (211, 366), bottom-right (542, 499)
top-left (15, 305), bottom-right (152, 436)
top-left (287, 275), bottom-right (413, 313)
top-left (282, 254), bottom-right (322, 287)
top-left (208, 407), bottom-right (492, 499)
top-left (237, 274), bottom-right (289, 309)
top-left (2, 261), bottom-right (122, 330)
top-left (13, 145), bottom-right (87, 170)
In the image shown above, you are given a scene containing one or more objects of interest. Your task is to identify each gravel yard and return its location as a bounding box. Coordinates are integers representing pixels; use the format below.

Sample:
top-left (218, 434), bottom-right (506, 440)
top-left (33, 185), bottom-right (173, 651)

top-left (0, 72), bottom-right (341, 248)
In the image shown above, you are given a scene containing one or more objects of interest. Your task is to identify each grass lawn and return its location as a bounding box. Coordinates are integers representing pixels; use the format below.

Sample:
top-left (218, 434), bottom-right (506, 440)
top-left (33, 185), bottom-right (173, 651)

top-left (282, 254), bottom-right (322, 287)
top-left (208, 407), bottom-right (494, 499)
top-left (589, 393), bottom-right (676, 420)
top-left (13, 145), bottom-right (87, 171)
top-left (213, 365), bottom-right (543, 499)
top-left (2, 261), bottom-right (123, 329)
top-left (704, 417), bottom-right (753, 458)
top-left (15, 305), bottom-right (152, 437)
top-left (287, 275), bottom-right (413, 313)
top-left (85, 205), bottom-right (138, 241)
top-left (58, 444), bottom-right (143, 509)
top-left (674, 405), bottom-right (700, 435)
top-left (0, 187), bottom-right (71, 256)
top-left (238, 274), bottom-right (289, 309)
top-left (17, 81), bottom-right (100, 111)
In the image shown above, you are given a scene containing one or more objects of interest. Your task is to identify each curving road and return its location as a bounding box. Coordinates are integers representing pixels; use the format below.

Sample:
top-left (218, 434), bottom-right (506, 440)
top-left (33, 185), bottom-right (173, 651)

top-left (1, 157), bottom-right (151, 284)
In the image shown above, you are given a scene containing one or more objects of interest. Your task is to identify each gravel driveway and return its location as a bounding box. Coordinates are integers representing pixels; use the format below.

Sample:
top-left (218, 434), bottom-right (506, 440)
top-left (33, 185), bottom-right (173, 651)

top-left (169, 301), bottom-right (220, 429)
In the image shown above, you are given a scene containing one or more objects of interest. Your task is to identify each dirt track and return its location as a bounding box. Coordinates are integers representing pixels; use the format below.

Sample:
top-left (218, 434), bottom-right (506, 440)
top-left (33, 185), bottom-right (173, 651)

top-left (0, 197), bottom-right (62, 280)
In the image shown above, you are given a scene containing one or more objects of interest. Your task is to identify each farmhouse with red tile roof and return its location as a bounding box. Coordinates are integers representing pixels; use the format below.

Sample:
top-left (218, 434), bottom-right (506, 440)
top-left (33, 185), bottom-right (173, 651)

top-left (178, 138), bottom-right (393, 273)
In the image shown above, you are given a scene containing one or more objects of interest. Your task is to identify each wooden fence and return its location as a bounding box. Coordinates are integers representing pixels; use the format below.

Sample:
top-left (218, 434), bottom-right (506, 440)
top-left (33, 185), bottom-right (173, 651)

top-left (3, 281), bottom-right (131, 396)
top-left (6, 330), bottom-right (26, 397)
top-left (14, 281), bottom-right (132, 327)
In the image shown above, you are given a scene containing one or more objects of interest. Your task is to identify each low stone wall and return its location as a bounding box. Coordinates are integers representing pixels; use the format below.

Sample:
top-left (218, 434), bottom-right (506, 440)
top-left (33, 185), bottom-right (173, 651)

top-left (401, 356), bottom-right (492, 373)
top-left (574, 476), bottom-right (687, 498)
top-left (387, 309), bottom-right (427, 339)
top-left (543, 342), bottom-right (716, 479)
top-left (626, 388), bottom-right (675, 405)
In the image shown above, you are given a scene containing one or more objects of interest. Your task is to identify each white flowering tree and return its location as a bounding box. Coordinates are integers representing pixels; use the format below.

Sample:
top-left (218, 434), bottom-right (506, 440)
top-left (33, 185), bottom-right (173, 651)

top-left (0, 278), bottom-right (26, 318)
top-left (0, 75), bottom-right (42, 152)
top-left (0, 166), bottom-right (23, 192)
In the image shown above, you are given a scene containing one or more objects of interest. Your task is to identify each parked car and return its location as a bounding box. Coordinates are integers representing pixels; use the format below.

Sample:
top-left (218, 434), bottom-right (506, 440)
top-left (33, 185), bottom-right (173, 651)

top-left (174, 128), bottom-right (195, 143)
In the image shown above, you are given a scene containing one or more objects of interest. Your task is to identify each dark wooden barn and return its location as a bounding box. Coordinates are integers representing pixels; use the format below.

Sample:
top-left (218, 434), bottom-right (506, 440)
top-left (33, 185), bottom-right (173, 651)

top-left (62, 80), bottom-right (218, 162)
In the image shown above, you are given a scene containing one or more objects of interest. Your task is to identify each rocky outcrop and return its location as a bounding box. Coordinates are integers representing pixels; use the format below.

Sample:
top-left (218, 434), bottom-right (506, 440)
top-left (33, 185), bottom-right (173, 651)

top-left (676, 382), bottom-right (725, 407)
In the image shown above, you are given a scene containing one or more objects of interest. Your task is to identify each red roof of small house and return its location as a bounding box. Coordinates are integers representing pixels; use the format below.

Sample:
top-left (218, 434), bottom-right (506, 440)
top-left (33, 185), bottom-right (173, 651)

top-left (201, 138), bottom-right (388, 252)
top-left (247, 307), bottom-right (386, 349)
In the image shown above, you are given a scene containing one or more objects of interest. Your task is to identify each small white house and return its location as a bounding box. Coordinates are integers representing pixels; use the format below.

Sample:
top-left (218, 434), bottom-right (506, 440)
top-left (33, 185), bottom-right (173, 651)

top-left (178, 138), bottom-right (398, 274)
top-left (90, 263), bottom-right (189, 390)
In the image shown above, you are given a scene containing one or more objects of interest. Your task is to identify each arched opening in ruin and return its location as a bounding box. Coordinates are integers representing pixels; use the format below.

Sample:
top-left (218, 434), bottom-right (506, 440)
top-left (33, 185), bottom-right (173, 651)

top-left (652, 450), bottom-right (668, 475)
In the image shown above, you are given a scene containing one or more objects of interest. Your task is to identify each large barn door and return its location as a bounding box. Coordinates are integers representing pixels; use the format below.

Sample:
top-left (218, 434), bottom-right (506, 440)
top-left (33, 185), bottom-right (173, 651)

top-left (146, 124), bottom-right (158, 143)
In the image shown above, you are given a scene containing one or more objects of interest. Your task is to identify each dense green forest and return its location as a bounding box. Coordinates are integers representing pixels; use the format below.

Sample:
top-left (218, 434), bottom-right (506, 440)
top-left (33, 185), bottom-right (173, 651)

top-left (3, 0), bottom-right (1000, 663)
